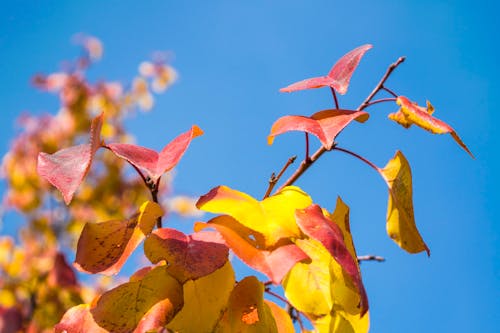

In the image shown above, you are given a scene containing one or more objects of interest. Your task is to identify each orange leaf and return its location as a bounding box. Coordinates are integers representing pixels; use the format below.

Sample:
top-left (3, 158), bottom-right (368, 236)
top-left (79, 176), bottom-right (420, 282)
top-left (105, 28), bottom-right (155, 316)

top-left (37, 113), bottom-right (103, 204)
top-left (264, 301), bottom-right (295, 333)
top-left (379, 151), bottom-right (430, 255)
top-left (280, 44), bottom-right (372, 95)
top-left (389, 96), bottom-right (473, 158)
top-left (74, 201), bottom-right (163, 275)
top-left (55, 304), bottom-right (107, 333)
top-left (195, 216), bottom-right (308, 284)
top-left (268, 109), bottom-right (369, 149)
top-left (144, 228), bottom-right (229, 282)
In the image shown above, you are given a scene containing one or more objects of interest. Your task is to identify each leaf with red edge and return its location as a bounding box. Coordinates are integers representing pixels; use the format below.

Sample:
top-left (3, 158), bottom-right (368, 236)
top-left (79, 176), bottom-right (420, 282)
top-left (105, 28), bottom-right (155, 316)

top-left (37, 113), bottom-right (103, 204)
top-left (268, 109), bottom-right (369, 149)
top-left (55, 304), bottom-right (107, 333)
top-left (195, 215), bottom-right (308, 284)
top-left (74, 201), bottom-right (163, 275)
top-left (295, 204), bottom-right (368, 315)
top-left (144, 228), bottom-right (229, 282)
top-left (280, 44), bottom-right (372, 95)
top-left (389, 96), bottom-right (473, 158)
top-left (106, 125), bottom-right (203, 181)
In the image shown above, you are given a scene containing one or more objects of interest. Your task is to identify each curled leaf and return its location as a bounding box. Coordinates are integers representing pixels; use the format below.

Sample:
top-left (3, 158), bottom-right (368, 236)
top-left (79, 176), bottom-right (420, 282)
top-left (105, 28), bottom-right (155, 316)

top-left (280, 44), bottom-right (372, 95)
top-left (389, 96), bottom-right (473, 158)
top-left (195, 216), bottom-right (308, 284)
top-left (379, 151), bottom-right (430, 255)
top-left (37, 113), bottom-right (103, 204)
top-left (144, 228), bottom-right (229, 282)
top-left (268, 109), bottom-right (369, 149)
top-left (74, 201), bottom-right (163, 275)
top-left (106, 125), bottom-right (203, 181)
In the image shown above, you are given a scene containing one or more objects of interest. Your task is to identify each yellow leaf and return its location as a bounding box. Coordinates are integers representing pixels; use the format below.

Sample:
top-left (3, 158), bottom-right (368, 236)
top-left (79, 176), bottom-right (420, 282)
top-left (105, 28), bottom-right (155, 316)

top-left (313, 310), bottom-right (370, 333)
top-left (380, 151), bottom-right (430, 255)
top-left (167, 261), bottom-right (235, 333)
top-left (197, 186), bottom-right (312, 247)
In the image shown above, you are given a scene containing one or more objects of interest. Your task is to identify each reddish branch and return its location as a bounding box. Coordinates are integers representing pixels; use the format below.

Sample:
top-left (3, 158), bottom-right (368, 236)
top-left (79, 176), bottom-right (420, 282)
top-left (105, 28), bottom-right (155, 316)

top-left (275, 56), bottom-right (405, 192)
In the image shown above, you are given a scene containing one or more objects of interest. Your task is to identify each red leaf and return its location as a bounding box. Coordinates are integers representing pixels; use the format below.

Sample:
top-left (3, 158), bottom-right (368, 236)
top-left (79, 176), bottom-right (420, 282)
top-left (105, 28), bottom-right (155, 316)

top-left (280, 44), bottom-right (372, 95)
top-left (55, 304), bottom-right (107, 333)
top-left (48, 252), bottom-right (78, 287)
top-left (106, 125), bottom-right (203, 181)
top-left (295, 204), bottom-right (368, 315)
top-left (144, 228), bottom-right (229, 282)
top-left (195, 216), bottom-right (309, 284)
top-left (37, 113), bottom-right (103, 204)
top-left (268, 109), bottom-right (369, 149)
top-left (0, 306), bottom-right (23, 333)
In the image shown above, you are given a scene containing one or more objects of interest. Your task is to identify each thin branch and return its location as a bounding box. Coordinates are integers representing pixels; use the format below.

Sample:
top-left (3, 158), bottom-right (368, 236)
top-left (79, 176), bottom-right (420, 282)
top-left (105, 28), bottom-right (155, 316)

top-left (330, 87), bottom-right (340, 109)
top-left (382, 86), bottom-right (398, 98)
top-left (265, 288), bottom-right (293, 307)
top-left (333, 146), bottom-right (381, 173)
top-left (305, 133), bottom-right (310, 161)
top-left (363, 97), bottom-right (397, 108)
top-left (275, 57), bottom-right (405, 191)
top-left (358, 255), bottom-right (385, 263)
top-left (263, 156), bottom-right (297, 198)
top-left (151, 176), bottom-right (163, 228)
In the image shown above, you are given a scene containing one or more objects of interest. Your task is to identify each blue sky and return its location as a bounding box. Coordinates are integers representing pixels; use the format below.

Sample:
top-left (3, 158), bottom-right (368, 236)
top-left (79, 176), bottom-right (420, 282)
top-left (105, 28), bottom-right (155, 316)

top-left (1, 1), bottom-right (498, 332)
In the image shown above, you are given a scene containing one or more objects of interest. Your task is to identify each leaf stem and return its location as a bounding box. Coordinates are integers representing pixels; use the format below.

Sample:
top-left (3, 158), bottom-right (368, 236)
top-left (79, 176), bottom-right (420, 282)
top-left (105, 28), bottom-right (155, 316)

top-left (330, 87), bottom-right (340, 109)
top-left (363, 97), bottom-right (397, 108)
top-left (305, 133), bottom-right (310, 161)
top-left (333, 146), bottom-right (381, 173)
top-left (382, 86), bottom-right (398, 98)
top-left (263, 156), bottom-right (297, 198)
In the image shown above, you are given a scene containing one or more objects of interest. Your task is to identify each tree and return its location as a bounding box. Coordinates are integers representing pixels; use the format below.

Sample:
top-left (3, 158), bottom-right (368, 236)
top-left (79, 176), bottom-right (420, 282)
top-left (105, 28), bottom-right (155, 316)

top-left (0, 36), bottom-right (471, 332)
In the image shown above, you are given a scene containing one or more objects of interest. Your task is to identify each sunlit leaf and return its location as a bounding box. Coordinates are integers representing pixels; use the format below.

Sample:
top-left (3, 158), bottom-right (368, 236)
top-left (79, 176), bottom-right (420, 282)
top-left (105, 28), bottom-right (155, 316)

top-left (144, 228), bottom-right (229, 282)
top-left (280, 44), bottom-right (372, 95)
top-left (313, 309), bottom-right (370, 333)
top-left (55, 304), bottom-right (107, 333)
top-left (167, 261), bottom-right (235, 333)
top-left (91, 265), bottom-right (183, 333)
top-left (295, 204), bottom-right (368, 315)
top-left (106, 125), bottom-right (203, 181)
top-left (74, 201), bottom-right (163, 275)
top-left (389, 96), bottom-right (473, 157)
top-left (195, 216), bottom-right (308, 284)
top-left (379, 151), bottom-right (430, 255)
top-left (37, 113), bottom-right (103, 204)
top-left (215, 276), bottom-right (278, 333)
top-left (264, 300), bottom-right (295, 333)
top-left (196, 185), bottom-right (312, 247)
top-left (268, 109), bottom-right (369, 149)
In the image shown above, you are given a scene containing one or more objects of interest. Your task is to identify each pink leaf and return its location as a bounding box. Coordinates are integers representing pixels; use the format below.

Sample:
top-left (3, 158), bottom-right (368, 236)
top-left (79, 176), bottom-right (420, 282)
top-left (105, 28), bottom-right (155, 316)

top-left (280, 44), bottom-right (372, 95)
top-left (295, 204), bottom-right (368, 315)
top-left (55, 304), bottom-right (107, 333)
top-left (37, 114), bottom-right (103, 204)
top-left (268, 109), bottom-right (369, 149)
top-left (106, 125), bottom-right (203, 181)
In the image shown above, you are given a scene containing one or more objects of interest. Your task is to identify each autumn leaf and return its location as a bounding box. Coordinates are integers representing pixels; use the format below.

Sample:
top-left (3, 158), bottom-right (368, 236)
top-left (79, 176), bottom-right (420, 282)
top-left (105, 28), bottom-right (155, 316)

top-left (55, 304), bottom-right (107, 333)
top-left (268, 109), bottom-right (369, 149)
top-left (37, 113), bottom-right (103, 204)
top-left (48, 252), bottom-right (78, 288)
top-left (264, 301), bottom-right (295, 333)
top-left (389, 96), bottom-right (473, 158)
top-left (214, 276), bottom-right (278, 333)
top-left (91, 265), bottom-right (183, 333)
top-left (196, 185), bottom-right (312, 247)
top-left (74, 201), bottom-right (163, 275)
top-left (379, 151), bottom-right (430, 255)
top-left (144, 228), bottom-right (229, 282)
top-left (167, 261), bottom-right (235, 333)
top-left (195, 215), bottom-right (308, 284)
top-left (313, 310), bottom-right (370, 333)
top-left (280, 44), bottom-right (372, 95)
top-left (106, 125), bottom-right (203, 181)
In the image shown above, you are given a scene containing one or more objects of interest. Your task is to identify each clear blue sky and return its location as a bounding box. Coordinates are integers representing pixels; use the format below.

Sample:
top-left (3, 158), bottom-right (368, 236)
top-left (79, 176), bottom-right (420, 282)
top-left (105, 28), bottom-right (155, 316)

top-left (1, 1), bottom-right (498, 332)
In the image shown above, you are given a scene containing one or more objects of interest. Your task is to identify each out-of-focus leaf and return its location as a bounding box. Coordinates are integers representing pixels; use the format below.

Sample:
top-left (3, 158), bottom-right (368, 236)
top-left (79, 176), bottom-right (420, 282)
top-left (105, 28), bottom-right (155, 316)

top-left (106, 125), bottom-right (203, 181)
top-left (37, 113), bottom-right (103, 204)
top-left (144, 228), bottom-right (229, 282)
top-left (195, 216), bottom-right (308, 284)
top-left (74, 201), bottom-right (163, 275)
top-left (295, 204), bottom-right (368, 315)
top-left (215, 276), bottom-right (277, 333)
top-left (379, 151), bottom-right (430, 255)
top-left (280, 44), bottom-right (372, 95)
top-left (48, 252), bottom-right (78, 287)
top-left (264, 300), bottom-right (295, 333)
top-left (268, 109), bottom-right (369, 149)
top-left (55, 304), bottom-right (107, 333)
top-left (91, 265), bottom-right (183, 333)
top-left (389, 96), bottom-right (473, 157)
top-left (167, 261), bottom-right (235, 333)
top-left (196, 185), bottom-right (312, 247)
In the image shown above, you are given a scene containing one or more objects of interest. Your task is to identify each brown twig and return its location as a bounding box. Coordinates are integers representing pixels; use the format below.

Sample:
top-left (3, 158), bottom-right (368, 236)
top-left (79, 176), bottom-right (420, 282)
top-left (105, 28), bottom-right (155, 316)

top-left (330, 87), bottom-right (340, 109)
top-left (263, 156), bottom-right (297, 198)
top-left (266, 288), bottom-right (306, 329)
top-left (275, 56), bottom-right (405, 192)
top-left (357, 255), bottom-right (386, 263)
